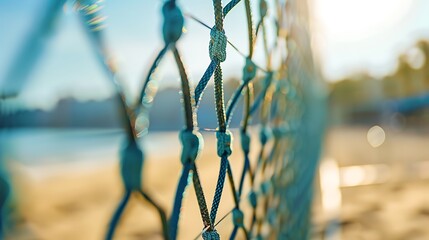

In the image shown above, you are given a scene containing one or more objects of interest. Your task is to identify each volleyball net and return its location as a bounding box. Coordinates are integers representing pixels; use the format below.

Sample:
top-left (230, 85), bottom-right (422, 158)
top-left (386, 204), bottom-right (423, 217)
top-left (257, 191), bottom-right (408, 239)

top-left (0, 0), bottom-right (326, 239)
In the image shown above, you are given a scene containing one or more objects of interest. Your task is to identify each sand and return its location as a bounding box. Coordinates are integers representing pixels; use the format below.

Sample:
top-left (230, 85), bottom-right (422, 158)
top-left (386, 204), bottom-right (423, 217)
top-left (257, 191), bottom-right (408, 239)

top-left (4, 130), bottom-right (255, 239)
top-left (3, 127), bottom-right (429, 239)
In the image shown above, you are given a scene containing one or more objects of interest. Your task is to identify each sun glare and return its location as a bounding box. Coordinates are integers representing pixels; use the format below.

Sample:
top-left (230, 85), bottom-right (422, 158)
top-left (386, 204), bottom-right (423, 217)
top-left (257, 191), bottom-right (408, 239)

top-left (312, 0), bottom-right (413, 41)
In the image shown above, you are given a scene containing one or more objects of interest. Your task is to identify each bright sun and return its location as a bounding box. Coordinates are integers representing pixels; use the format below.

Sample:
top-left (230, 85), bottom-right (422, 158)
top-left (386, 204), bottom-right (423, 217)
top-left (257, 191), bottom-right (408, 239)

top-left (311, 0), bottom-right (413, 41)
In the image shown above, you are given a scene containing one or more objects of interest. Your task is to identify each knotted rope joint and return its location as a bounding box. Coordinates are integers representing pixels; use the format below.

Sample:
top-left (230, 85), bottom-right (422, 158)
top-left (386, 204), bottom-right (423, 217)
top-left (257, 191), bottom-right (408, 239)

top-left (259, 0), bottom-right (268, 19)
top-left (243, 58), bottom-right (257, 83)
top-left (179, 129), bottom-right (203, 165)
top-left (120, 139), bottom-right (144, 191)
top-left (260, 180), bottom-right (272, 195)
top-left (162, 2), bottom-right (185, 44)
top-left (209, 28), bottom-right (227, 62)
top-left (216, 130), bottom-right (233, 157)
top-left (248, 190), bottom-right (258, 208)
top-left (202, 230), bottom-right (220, 240)
top-left (272, 127), bottom-right (284, 139)
top-left (260, 126), bottom-right (272, 145)
top-left (232, 208), bottom-right (244, 227)
top-left (240, 131), bottom-right (251, 154)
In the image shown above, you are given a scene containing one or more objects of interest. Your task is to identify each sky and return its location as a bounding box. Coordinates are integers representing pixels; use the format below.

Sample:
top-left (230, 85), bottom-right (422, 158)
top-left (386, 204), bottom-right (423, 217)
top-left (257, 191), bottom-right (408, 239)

top-left (310, 0), bottom-right (429, 80)
top-left (0, 0), bottom-right (272, 109)
top-left (0, 0), bottom-right (429, 110)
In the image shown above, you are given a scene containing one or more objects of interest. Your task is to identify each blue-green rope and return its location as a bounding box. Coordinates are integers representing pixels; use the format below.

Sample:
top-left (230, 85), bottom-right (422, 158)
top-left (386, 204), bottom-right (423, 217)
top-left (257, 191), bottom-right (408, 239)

top-left (209, 154), bottom-right (228, 225)
top-left (222, 0), bottom-right (241, 16)
top-left (0, 174), bottom-right (9, 240)
top-left (192, 165), bottom-right (213, 229)
top-left (237, 132), bottom-right (253, 196)
top-left (138, 0), bottom-right (186, 108)
top-left (137, 45), bottom-right (169, 108)
top-left (77, 2), bottom-right (173, 239)
top-left (250, 72), bottom-right (274, 115)
top-left (165, 2), bottom-right (215, 237)
top-left (5, 0), bottom-right (325, 239)
top-left (193, 0), bottom-right (241, 109)
top-left (204, 1), bottom-right (232, 236)
top-left (225, 82), bottom-right (246, 125)
top-left (1, 0), bottom-right (66, 96)
top-left (226, 162), bottom-right (249, 240)
top-left (169, 163), bottom-right (192, 239)
top-left (225, 58), bottom-right (258, 126)
top-left (138, 190), bottom-right (169, 239)
top-left (105, 191), bottom-right (131, 240)
top-left (194, 60), bottom-right (218, 107)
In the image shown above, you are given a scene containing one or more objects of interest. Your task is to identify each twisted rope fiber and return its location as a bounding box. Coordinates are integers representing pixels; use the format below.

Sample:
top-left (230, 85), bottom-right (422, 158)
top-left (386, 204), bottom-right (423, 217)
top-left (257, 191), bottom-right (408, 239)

top-left (225, 58), bottom-right (257, 126)
top-left (0, 0), bottom-right (323, 239)
top-left (193, 0), bottom-right (241, 107)
top-left (74, 1), bottom-right (173, 239)
top-left (227, 162), bottom-right (250, 240)
top-left (169, 129), bottom-right (208, 239)
top-left (157, 2), bottom-right (217, 239)
top-left (208, 155), bottom-right (228, 225)
top-left (202, 2), bottom-right (240, 238)
top-left (230, 4), bottom-right (275, 235)
top-left (235, 5), bottom-right (257, 237)
top-left (194, 208), bottom-right (235, 240)
top-left (195, 0), bottom-right (285, 238)
top-left (172, 47), bottom-right (194, 128)
top-left (246, 1), bottom-right (279, 236)
top-left (192, 165), bottom-right (212, 228)
top-left (78, 1), bottom-right (206, 239)
top-left (211, 101), bottom-right (232, 232)
top-left (169, 162), bottom-right (192, 238)
top-left (191, 28), bottom-right (266, 109)
top-left (208, 131), bottom-right (232, 223)
top-left (208, 2), bottom-right (229, 222)
top-left (188, 4), bottom-right (309, 234)
top-left (137, 45), bottom-right (169, 108)
top-left (250, 71), bottom-right (274, 115)
top-left (213, 66), bottom-right (227, 135)
top-left (282, 56), bottom-right (317, 231)
top-left (194, 60), bottom-right (217, 107)
top-left (137, 1), bottom-right (185, 108)
top-left (222, 0), bottom-right (241, 16)
top-left (171, 41), bottom-right (213, 240)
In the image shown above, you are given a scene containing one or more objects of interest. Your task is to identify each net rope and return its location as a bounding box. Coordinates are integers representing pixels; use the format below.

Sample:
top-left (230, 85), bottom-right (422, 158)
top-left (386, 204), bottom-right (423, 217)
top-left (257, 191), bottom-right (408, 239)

top-left (0, 0), bottom-right (326, 239)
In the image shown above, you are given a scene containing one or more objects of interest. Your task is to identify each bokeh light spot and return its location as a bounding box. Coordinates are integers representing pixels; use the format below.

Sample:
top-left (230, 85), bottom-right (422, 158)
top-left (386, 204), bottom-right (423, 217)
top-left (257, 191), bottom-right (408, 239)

top-left (367, 125), bottom-right (385, 148)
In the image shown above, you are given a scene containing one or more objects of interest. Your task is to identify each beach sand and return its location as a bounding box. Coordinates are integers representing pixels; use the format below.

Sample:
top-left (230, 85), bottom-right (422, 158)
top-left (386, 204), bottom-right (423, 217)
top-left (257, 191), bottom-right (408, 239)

top-left (3, 127), bottom-right (429, 239)
top-left (313, 126), bottom-right (429, 240)
top-left (4, 130), bottom-right (255, 240)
